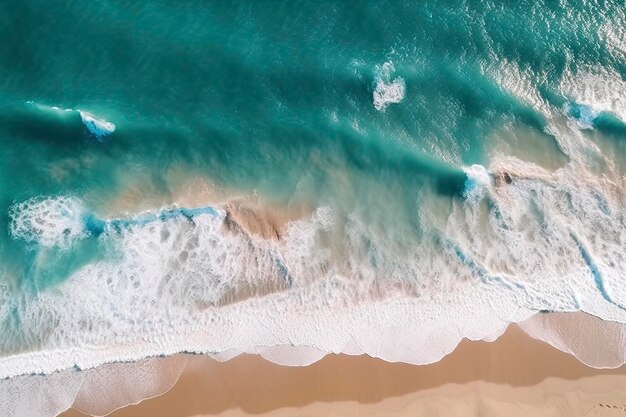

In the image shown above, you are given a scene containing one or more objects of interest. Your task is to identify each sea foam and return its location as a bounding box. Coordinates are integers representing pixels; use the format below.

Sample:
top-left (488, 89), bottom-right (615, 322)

top-left (462, 164), bottom-right (492, 200)
top-left (373, 62), bottom-right (406, 111)
top-left (8, 197), bottom-right (86, 248)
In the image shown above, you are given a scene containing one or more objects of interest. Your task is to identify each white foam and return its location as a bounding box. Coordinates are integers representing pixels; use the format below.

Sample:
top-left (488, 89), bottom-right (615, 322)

top-left (462, 164), bottom-right (492, 200)
top-left (8, 197), bottom-right (86, 248)
top-left (78, 110), bottom-right (116, 139)
top-left (373, 61), bottom-right (406, 111)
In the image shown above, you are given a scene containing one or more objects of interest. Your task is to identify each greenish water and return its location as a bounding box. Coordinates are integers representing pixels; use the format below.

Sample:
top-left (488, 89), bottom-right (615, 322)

top-left (0, 0), bottom-right (625, 377)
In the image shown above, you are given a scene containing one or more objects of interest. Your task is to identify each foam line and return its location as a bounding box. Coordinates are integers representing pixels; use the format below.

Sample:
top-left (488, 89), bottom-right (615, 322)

top-left (570, 232), bottom-right (625, 311)
top-left (102, 207), bottom-right (220, 235)
top-left (447, 240), bottom-right (524, 291)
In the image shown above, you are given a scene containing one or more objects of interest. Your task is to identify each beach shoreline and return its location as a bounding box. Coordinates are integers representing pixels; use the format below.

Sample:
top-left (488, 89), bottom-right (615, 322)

top-left (60, 322), bottom-right (626, 417)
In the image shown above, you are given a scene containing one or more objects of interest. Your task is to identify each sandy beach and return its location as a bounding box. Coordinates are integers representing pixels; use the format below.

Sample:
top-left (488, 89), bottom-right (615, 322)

top-left (61, 321), bottom-right (626, 417)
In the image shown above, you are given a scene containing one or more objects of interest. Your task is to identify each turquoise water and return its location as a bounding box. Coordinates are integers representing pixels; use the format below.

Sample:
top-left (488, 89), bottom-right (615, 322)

top-left (0, 0), bottom-right (625, 374)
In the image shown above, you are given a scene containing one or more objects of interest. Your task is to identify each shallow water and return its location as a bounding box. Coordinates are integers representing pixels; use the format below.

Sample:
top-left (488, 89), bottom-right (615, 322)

top-left (0, 0), bottom-right (625, 390)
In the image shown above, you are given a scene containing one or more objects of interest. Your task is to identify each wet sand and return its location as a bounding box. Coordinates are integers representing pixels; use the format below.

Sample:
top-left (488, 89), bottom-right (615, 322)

top-left (61, 323), bottom-right (626, 417)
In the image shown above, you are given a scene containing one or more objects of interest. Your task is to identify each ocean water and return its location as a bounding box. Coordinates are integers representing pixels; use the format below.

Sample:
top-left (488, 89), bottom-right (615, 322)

top-left (0, 0), bottom-right (625, 413)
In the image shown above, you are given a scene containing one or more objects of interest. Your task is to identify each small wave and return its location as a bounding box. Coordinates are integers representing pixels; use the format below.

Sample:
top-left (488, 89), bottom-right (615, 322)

top-left (564, 102), bottom-right (600, 130)
top-left (564, 101), bottom-right (626, 139)
top-left (25, 101), bottom-right (73, 113)
top-left (559, 66), bottom-right (626, 123)
top-left (25, 102), bottom-right (116, 141)
top-left (77, 110), bottom-right (116, 140)
top-left (373, 61), bottom-right (406, 112)
top-left (462, 164), bottom-right (492, 200)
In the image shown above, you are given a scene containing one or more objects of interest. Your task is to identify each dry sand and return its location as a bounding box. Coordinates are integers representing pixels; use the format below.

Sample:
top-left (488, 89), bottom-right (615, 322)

top-left (61, 324), bottom-right (626, 417)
